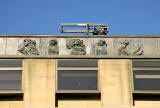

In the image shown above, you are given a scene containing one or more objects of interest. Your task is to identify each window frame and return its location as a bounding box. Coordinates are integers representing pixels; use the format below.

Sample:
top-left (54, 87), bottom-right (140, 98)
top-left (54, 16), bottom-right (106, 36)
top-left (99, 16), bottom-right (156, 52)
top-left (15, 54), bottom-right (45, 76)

top-left (0, 59), bottom-right (23, 94)
top-left (132, 59), bottom-right (160, 94)
top-left (56, 59), bottom-right (100, 93)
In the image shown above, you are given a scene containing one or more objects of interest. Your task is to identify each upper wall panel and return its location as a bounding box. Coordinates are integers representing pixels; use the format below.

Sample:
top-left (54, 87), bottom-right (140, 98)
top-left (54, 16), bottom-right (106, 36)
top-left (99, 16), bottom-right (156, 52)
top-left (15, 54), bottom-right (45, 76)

top-left (0, 35), bottom-right (160, 58)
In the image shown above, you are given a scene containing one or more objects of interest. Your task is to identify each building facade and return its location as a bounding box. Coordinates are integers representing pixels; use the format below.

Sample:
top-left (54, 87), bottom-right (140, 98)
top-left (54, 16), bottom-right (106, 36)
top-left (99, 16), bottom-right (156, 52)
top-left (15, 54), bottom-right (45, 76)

top-left (0, 34), bottom-right (160, 108)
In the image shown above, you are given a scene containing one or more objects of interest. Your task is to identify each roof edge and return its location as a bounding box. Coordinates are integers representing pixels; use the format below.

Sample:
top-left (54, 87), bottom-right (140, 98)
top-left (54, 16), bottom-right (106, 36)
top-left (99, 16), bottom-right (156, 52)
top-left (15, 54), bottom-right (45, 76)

top-left (0, 34), bottom-right (160, 38)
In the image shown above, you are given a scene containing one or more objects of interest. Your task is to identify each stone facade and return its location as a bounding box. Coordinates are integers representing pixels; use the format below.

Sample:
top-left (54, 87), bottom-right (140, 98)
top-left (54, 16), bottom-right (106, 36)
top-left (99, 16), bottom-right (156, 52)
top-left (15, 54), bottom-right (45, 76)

top-left (0, 35), bottom-right (159, 57)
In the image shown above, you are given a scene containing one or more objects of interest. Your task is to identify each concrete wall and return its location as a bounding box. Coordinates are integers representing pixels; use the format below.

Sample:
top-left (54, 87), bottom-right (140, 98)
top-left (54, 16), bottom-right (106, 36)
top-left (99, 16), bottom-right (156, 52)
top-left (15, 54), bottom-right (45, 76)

top-left (0, 36), bottom-right (160, 57)
top-left (0, 59), bottom-right (159, 107)
top-left (0, 35), bottom-right (160, 107)
top-left (0, 59), bottom-right (56, 108)
top-left (100, 60), bottom-right (133, 106)
top-left (0, 59), bottom-right (133, 108)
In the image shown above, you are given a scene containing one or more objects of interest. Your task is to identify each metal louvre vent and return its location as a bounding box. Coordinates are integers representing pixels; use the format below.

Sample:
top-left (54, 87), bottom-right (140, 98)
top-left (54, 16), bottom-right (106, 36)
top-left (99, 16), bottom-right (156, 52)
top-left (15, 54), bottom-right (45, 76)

top-left (58, 60), bottom-right (98, 67)
top-left (0, 60), bottom-right (22, 67)
top-left (132, 61), bottom-right (160, 68)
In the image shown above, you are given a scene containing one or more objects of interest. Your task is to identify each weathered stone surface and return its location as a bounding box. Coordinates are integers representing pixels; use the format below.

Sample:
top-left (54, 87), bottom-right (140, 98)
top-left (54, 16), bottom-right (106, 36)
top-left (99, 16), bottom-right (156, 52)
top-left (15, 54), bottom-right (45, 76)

top-left (114, 39), bottom-right (143, 56)
top-left (23, 59), bottom-right (56, 108)
top-left (1, 37), bottom-right (160, 57)
top-left (100, 60), bottom-right (133, 106)
top-left (93, 39), bottom-right (108, 55)
top-left (18, 39), bottom-right (39, 55)
top-left (143, 39), bottom-right (159, 56)
top-left (39, 38), bottom-right (59, 55)
top-left (0, 38), bottom-right (6, 55)
top-left (59, 38), bottom-right (68, 55)
top-left (39, 38), bottom-right (50, 55)
top-left (66, 39), bottom-right (86, 55)
top-left (6, 38), bottom-right (19, 55)
top-left (48, 39), bottom-right (59, 55)
top-left (91, 38), bottom-right (114, 55)
top-left (156, 39), bottom-right (160, 56)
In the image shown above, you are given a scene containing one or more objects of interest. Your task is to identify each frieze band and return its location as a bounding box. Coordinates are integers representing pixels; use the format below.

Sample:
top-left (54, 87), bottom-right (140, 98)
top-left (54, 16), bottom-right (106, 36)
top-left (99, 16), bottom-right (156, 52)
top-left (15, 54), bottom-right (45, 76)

top-left (17, 38), bottom-right (144, 56)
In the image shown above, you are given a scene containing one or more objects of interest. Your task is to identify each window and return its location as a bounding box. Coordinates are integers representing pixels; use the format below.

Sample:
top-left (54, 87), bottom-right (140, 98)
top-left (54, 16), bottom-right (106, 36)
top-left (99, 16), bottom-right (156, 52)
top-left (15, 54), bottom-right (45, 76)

top-left (132, 60), bottom-right (160, 93)
top-left (56, 59), bottom-right (99, 93)
top-left (0, 60), bottom-right (23, 93)
top-left (131, 60), bottom-right (160, 106)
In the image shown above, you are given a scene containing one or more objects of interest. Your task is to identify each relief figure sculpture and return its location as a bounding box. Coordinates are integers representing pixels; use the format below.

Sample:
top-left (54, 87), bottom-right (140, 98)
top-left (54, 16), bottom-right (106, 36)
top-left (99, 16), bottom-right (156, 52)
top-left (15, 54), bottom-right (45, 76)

top-left (48, 39), bottom-right (59, 55)
top-left (118, 40), bottom-right (143, 56)
top-left (94, 40), bottom-right (107, 55)
top-left (66, 39), bottom-right (86, 55)
top-left (18, 39), bottom-right (39, 55)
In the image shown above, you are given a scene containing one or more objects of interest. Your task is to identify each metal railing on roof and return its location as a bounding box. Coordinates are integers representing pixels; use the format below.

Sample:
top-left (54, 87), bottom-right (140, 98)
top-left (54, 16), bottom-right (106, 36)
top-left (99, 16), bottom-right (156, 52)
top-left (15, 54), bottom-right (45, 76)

top-left (60, 23), bottom-right (108, 35)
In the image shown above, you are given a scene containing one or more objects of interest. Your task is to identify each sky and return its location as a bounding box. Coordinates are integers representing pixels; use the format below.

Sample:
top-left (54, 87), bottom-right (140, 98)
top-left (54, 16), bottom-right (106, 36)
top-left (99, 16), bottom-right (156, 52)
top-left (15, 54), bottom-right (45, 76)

top-left (0, 0), bottom-right (160, 35)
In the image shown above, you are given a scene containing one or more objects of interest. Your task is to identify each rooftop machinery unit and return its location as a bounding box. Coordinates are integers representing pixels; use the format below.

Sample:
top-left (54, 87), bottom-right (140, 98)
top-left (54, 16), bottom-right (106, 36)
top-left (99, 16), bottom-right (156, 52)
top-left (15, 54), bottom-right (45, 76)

top-left (60, 23), bottom-right (108, 35)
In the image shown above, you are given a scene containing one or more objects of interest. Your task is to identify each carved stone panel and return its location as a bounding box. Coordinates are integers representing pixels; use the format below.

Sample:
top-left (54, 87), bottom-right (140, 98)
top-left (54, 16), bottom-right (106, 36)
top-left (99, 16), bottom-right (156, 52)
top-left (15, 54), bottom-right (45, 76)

top-left (91, 38), bottom-right (114, 55)
top-left (66, 39), bottom-right (86, 55)
top-left (48, 39), bottom-right (59, 55)
top-left (93, 39), bottom-right (107, 55)
top-left (114, 39), bottom-right (143, 56)
top-left (2, 37), bottom-right (160, 57)
top-left (39, 38), bottom-right (59, 55)
top-left (18, 39), bottom-right (39, 55)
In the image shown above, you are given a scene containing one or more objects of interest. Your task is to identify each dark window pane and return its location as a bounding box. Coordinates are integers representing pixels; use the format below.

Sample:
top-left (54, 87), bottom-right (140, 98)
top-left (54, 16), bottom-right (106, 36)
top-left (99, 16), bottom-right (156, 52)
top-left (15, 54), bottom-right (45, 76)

top-left (0, 60), bottom-right (22, 67)
top-left (58, 60), bottom-right (98, 67)
top-left (132, 61), bottom-right (160, 68)
top-left (58, 70), bottom-right (98, 90)
top-left (134, 70), bottom-right (160, 90)
top-left (0, 70), bottom-right (22, 90)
